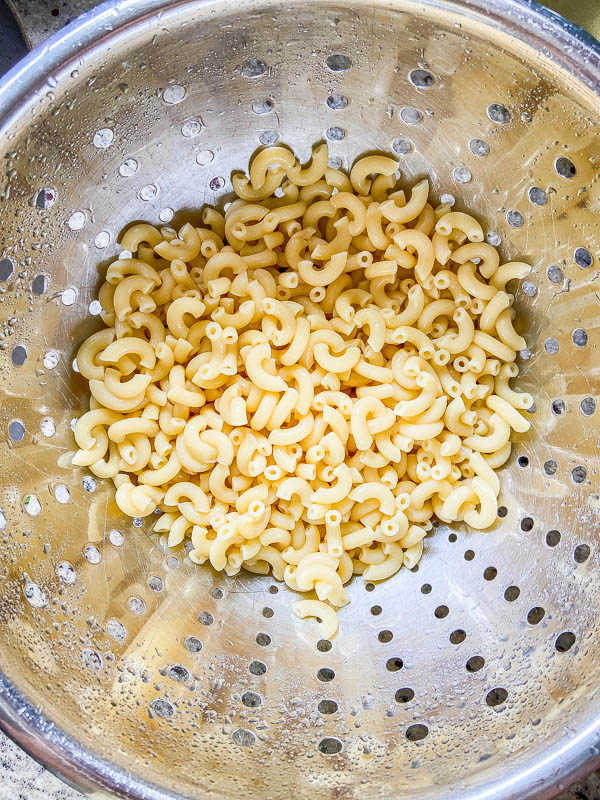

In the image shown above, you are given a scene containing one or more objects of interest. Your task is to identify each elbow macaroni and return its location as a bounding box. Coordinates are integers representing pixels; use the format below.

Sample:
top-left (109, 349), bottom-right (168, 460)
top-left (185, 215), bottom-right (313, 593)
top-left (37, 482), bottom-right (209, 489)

top-left (73, 142), bottom-right (532, 639)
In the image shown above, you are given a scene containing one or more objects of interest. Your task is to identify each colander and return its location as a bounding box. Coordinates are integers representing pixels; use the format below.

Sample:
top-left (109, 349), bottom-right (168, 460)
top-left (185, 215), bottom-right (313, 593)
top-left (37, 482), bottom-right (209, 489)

top-left (0, 1), bottom-right (599, 798)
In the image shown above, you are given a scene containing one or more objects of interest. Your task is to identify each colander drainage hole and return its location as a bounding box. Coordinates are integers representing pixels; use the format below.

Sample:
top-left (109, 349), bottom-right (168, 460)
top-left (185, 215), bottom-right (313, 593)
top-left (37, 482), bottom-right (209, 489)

top-left (395, 688), bottom-right (414, 703)
top-left (210, 587), bottom-right (223, 599)
top-left (486, 687), bottom-right (508, 707)
top-left (504, 586), bottom-right (520, 602)
top-left (184, 636), bottom-right (203, 653)
top-left (149, 699), bottom-right (174, 719)
top-left (370, 605), bottom-right (382, 616)
top-left (449, 629), bottom-right (466, 644)
top-left (448, 533), bottom-right (457, 543)
top-left (546, 530), bottom-right (561, 547)
top-left (520, 517), bottom-right (534, 532)
top-left (262, 606), bottom-right (274, 618)
top-left (555, 632), bottom-right (576, 652)
top-left (386, 657), bottom-right (403, 672)
top-left (198, 611), bottom-right (214, 625)
top-left (420, 583), bottom-right (432, 594)
top-left (232, 728), bottom-right (256, 747)
top-left (318, 699), bottom-right (338, 714)
top-left (406, 724), bottom-right (428, 742)
top-left (241, 691), bottom-right (263, 708)
top-left (466, 656), bottom-right (485, 672)
top-left (572, 466), bottom-right (587, 484)
top-left (464, 550), bottom-right (475, 561)
top-left (517, 456), bottom-right (529, 468)
top-left (318, 737), bottom-right (342, 754)
top-left (317, 639), bottom-right (332, 653)
top-left (543, 460), bottom-right (557, 476)
top-left (434, 605), bottom-right (449, 619)
top-left (497, 506), bottom-right (507, 518)
top-left (378, 629), bottom-right (393, 642)
top-left (527, 607), bottom-right (545, 625)
top-left (249, 660), bottom-right (267, 675)
top-left (574, 544), bottom-right (590, 563)
top-left (317, 667), bottom-right (335, 682)
top-left (256, 632), bottom-right (271, 646)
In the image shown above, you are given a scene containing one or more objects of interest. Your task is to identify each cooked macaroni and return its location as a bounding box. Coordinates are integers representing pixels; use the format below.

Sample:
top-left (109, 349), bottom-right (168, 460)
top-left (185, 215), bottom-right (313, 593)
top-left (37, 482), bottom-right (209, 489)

top-left (73, 143), bottom-right (532, 638)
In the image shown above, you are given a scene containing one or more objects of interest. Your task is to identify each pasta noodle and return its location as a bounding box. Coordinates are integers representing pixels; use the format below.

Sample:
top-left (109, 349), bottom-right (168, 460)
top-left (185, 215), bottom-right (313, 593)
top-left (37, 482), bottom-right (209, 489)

top-left (73, 142), bottom-right (532, 639)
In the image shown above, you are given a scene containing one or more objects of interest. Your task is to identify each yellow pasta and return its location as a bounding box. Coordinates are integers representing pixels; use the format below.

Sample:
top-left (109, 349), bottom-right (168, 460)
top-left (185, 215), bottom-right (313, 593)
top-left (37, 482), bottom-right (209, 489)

top-left (73, 142), bottom-right (532, 639)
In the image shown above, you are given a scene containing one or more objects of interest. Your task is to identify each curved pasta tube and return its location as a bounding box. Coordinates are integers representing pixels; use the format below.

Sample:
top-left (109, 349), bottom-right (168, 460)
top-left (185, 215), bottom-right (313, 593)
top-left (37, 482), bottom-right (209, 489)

top-left (435, 308), bottom-right (474, 355)
top-left (395, 372), bottom-right (438, 418)
top-left (330, 191), bottom-right (368, 235)
top-left (312, 463), bottom-right (352, 504)
top-left (490, 261), bottom-right (531, 290)
top-left (299, 252), bottom-right (347, 287)
top-left (349, 483), bottom-right (395, 515)
top-left (463, 477), bottom-right (498, 529)
top-left (249, 146), bottom-right (296, 189)
top-left (435, 211), bottom-right (483, 242)
top-left (89, 379), bottom-right (146, 412)
top-left (486, 394), bottom-right (530, 433)
top-left (363, 542), bottom-right (404, 581)
top-left (350, 155), bottom-right (398, 195)
top-left (293, 599), bottom-right (338, 639)
top-left (311, 216), bottom-right (352, 260)
top-left (450, 242), bottom-right (500, 278)
top-left (287, 143), bottom-right (329, 186)
top-left (464, 412), bottom-right (511, 453)
top-left (232, 166), bottom-right (284, 201)
top-left (380, 178), bottom-right (429, 223)
top-left (106, 257), bottom-right (161, 286)
top-left (77, 328), bottom-right (115, 380)
top-left (245, 342), bottom-right (287, 392)
top-left (113, 275), bottom-right (156, 320)
top-left (154, 223), bottom-right (201, 261)
top-left (495, 308), bottom-right (527, 351)
top-left (119, 223), bottom-right (163, 253)
top-left (392, 229), bottom-right (435, 283)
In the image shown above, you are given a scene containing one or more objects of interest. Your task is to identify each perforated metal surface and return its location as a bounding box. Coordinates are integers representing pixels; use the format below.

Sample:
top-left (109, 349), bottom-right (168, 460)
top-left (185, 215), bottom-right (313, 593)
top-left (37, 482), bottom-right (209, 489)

top-left (0, 1), bottom-right (599, 799)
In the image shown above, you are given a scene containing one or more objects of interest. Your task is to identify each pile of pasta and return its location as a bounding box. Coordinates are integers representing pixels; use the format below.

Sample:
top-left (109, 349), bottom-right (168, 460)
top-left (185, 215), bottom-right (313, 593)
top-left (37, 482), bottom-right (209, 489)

top-left (72, 143), bottom-right (533, 638)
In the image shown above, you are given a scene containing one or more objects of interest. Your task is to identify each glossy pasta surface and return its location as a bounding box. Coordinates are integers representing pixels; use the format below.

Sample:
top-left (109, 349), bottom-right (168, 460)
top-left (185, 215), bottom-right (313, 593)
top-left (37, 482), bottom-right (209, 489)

top-left (73, 144), bottom-right (532, 639)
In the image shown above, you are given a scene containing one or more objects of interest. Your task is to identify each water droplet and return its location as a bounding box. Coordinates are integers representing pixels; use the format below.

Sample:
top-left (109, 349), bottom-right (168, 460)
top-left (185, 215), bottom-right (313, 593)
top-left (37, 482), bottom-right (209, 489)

top-left (159, 207), bottom-right (174, 222)
top-left (106, 618), bottom-right (127, 640)
top-left (440, 193), bottom-right (455, 206)
top-left (0, 510), bottom-right (5, 531)
top-left (119, 158), bottom-right (138, 177)
top-left (162, 84), bottom-right (186, 104)
top-left (40, 418), bottom-right (56, 437)
top-left (95, 230), bottom-right (110, 248)
top-left (196, 150), bottom-right (214, 166)
top-left (54, 484), bottom-right (70, 504)
top-left (83, 544), bottom-right (101, 564)
top-left (67, 211), bottom-right (86, 231)
top-left (181, 119), bottom-right (202, 137)
top-left (43, 349), bottom-right (59, 369)
top-left (24, 581), bottom-right (46, 607)
top-left (88, 299), bottom-right (103, 315)
top-left (57, 561), bottom-right (77, 584)
top-left (139, 183), bottom-right (158, 201)
top-left (93, 128), bottom-right (114, 149)
top-left (24, 495), bottom-right (41, 516)
top-left (61, 286), bottom-right (77, 306)
top-left (108, 529), bottom-right (124, 546)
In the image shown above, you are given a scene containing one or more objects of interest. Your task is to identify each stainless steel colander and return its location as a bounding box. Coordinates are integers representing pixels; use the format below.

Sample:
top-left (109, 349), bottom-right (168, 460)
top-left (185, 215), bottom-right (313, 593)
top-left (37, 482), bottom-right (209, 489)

top-left (0, 1), bottom-right (599, 798)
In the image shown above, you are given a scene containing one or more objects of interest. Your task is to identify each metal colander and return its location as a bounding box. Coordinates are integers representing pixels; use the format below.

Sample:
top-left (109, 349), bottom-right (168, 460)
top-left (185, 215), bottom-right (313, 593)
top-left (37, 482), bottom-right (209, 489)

top-left (0, 1), bottom-right (599, 798)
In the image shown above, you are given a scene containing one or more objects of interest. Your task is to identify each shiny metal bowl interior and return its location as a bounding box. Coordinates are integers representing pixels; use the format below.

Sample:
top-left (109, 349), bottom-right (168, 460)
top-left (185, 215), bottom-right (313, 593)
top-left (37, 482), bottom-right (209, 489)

top-left (0, 1), bottom-right (599, 798)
